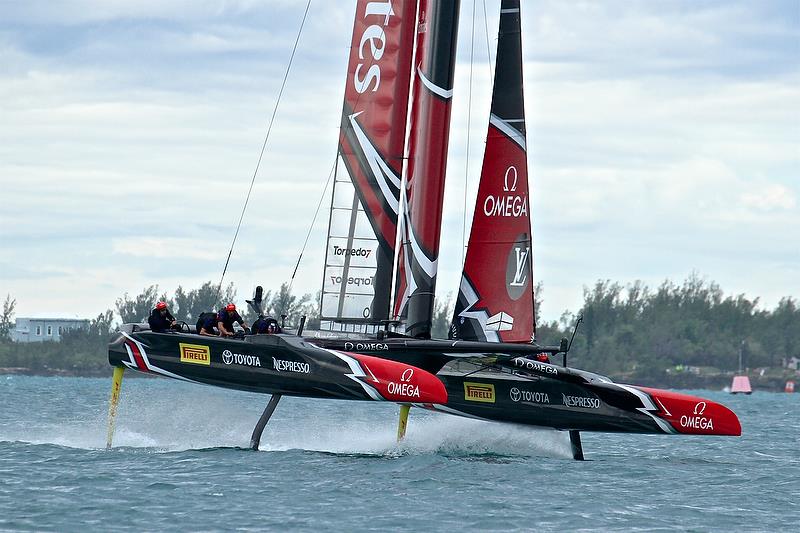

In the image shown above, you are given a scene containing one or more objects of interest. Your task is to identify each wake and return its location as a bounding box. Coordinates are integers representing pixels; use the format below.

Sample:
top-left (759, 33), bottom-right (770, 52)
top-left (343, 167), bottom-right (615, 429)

top-left (0, 385), bottom-right (573, 459)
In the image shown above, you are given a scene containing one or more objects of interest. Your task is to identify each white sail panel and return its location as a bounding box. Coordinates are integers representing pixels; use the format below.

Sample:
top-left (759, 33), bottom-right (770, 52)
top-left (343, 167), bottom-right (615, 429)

top-left (320, 158), bottom-right (380, 322)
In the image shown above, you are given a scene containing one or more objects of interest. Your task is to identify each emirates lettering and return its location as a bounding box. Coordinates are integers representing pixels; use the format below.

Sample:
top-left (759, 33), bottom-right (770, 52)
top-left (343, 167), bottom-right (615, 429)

top-left (333, 245), bottom-right (373, 259)
top-left (483, 195), bottom-right (528, 218)
top-left (562, 394), bottom-right (601, 409)
top-left (387, 381), bottom-right (420, 398)
top-left (680, 415), bottom-right (714, 430)
top-left (354, 1), bottom-right (394, 93)
top-left (272, 357), bottom-right (311, 374)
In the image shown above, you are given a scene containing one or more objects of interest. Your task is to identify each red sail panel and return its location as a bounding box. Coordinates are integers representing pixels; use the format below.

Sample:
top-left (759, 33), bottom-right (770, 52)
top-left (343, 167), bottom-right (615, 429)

top-left (393, 0), bottom-right (461, 338)
top-left (321, 0), bottom-right (418, 330)
top-left (450, 0), bottom-right (534, 343)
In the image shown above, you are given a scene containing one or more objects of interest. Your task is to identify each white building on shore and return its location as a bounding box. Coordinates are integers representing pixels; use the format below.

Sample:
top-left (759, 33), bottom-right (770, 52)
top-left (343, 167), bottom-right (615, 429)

top-left (11, 317), bottom-right (89, 343)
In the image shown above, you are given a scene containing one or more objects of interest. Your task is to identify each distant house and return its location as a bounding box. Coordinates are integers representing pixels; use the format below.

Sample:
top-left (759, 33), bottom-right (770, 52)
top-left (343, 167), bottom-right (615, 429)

top-left (784, 357), bottom-right (800, 371)
top-left (10, 317), bottom-right (89, 343)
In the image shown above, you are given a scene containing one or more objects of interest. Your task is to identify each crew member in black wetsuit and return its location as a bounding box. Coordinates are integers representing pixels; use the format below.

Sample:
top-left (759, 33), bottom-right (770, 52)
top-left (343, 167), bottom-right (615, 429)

top-left (148, 301), bottom-right (176, 332)
top-left (217, 303), bottom-right (249, 337)
top-left (252, 315), bottom-right (281, 334)
top-left (197, 312), bottom-right (219, 336)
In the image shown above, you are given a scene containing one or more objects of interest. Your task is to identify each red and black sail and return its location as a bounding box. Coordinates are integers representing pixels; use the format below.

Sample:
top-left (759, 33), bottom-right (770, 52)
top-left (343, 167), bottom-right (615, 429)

top-left (450, 0), bottom-right (534, 343)
top-left (392, 0), bottom-right (461, 338)
top-left (320, 0), bottom-right (418, 331)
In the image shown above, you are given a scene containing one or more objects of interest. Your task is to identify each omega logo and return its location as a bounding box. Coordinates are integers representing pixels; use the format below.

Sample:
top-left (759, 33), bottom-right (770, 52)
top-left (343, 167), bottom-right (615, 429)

top-left (504, 166), bottom-right (518, 192)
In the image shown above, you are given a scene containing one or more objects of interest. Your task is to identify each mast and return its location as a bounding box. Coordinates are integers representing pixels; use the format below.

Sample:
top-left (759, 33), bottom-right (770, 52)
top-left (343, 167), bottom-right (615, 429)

top-left (320, 0), bottom-right (418, 332)
top-left (392, 0), bottom-right (461, 338)
top-left (450, 0), bottom-right (534, 343)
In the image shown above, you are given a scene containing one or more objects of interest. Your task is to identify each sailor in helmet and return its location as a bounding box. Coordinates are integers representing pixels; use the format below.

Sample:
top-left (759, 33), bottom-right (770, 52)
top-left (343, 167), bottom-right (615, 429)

top-left (148, 301), bottom-right (177, 332)
top-left (252, 315), bottom-right (282, 335)
top-left (217, 303), bottom-right (250, 337)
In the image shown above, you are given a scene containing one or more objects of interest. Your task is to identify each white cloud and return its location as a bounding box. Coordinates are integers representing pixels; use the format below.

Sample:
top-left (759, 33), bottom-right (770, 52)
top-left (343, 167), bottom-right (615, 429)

top-left (740, 184), bottom-right (797, 211)
top-left (112, 237), bottom-right (222, 261)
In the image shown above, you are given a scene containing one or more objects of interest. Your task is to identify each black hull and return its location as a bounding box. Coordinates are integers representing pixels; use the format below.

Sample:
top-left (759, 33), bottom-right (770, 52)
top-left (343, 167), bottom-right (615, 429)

top-left (108, 328), bottom-right (741, 437)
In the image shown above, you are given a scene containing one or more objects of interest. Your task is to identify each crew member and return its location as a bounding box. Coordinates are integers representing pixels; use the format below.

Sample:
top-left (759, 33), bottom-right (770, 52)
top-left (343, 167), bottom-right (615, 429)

top-left (252, 315), bottom-right (281, 335)
top-left (197, 312), bottom-right (219, 336)
top-left (148, 301), bottom-right (176, 332)
top-left (217, 303), bottom-right (249, 336)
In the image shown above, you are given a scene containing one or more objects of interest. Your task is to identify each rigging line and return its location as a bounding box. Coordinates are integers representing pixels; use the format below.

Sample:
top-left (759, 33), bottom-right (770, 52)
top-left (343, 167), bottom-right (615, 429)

top-left (215, 0), bottom-right (313, 305)
top-left (287, 158), bottom-right (335, 297)
top-left (462, 0), bottom-right (477, 268)
top-left (311, 46), bottom-right (370, 315)
top-left (483, 0), bottom-right (494, 81)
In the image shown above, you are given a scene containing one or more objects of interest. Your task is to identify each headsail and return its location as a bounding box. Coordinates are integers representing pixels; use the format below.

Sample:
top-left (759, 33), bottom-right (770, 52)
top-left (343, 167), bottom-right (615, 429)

top-left (450, 0), bottom-right (534, 343)
top-left (320, 0), bottom-right (418, 332)
top-left (393, 0), bottom-right (461, 338)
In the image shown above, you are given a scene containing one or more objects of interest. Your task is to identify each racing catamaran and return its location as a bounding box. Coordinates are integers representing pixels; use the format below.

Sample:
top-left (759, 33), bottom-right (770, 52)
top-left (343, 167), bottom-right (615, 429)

top-left (107, 0), bottom-right (741, 459)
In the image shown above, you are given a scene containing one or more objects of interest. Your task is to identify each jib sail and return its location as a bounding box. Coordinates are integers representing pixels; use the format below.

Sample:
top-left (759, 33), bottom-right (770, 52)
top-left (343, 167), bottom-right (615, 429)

top-left (392, 0), bottom-right (461, 338)
top-left (450, 0), bottom-right (534, 343)
top-left (320, 0), bottom-right (418, 331)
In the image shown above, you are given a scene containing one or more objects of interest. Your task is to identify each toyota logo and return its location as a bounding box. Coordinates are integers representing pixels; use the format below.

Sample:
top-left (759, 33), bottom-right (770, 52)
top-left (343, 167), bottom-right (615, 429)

top-left (222, 349), bottom-right (233, 365)
top-left (510, 387), bottom-right (521, 402)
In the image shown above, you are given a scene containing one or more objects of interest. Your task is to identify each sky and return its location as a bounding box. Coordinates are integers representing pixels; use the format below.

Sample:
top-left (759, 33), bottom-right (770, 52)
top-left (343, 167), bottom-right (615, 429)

top-left (0, 0), bottom-right (798, 323)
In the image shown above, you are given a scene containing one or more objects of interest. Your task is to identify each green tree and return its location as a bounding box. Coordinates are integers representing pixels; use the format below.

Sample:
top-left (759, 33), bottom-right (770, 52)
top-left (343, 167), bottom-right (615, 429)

top-left (0, 294), bottom-right (16, 342)
top-left (115, 286), bottom-right (170, 323)
top-left (295, 290), bottom-right (320, 330)
top-left (269, 283), bottom-right (311, 327)
top-left (431, 294), bottom-right (453, 339)
top-left (173, 281), bottom-right (236, 321)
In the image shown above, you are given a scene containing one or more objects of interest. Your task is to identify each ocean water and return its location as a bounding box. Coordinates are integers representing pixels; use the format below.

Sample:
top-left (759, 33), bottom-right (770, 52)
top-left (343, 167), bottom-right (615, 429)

top-left (0, 375), bottom-right (797, 532)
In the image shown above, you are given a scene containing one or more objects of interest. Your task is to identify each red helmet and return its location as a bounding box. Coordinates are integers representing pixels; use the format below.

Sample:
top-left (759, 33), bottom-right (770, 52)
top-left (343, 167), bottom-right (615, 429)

top-left (535, 352), bottom-right (550, 363)
top-left (155, 301), bottom-right (167, 310)
top-left (225, 303), bottom-right (236, 312)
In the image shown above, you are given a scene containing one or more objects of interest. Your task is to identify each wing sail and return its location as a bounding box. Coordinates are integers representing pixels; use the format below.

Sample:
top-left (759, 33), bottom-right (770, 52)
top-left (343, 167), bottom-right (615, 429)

top-left (392, 0), bottom-right (462, 338)
top-left (320, 0), bottom-right (418, 332)
top-left (450, 0), bottom-right (534, 343)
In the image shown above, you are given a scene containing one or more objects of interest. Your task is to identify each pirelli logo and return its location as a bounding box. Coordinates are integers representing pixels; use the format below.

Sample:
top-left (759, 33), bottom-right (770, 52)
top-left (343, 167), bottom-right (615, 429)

top-left (464, 382), bottom-right (495, 403)
top-left (179, 343), bottom-right (211, 366)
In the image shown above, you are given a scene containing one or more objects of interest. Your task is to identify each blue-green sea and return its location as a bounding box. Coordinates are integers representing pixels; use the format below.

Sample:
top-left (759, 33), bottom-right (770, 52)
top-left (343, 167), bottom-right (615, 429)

top-left (1, 375), bottom-right (797, 531)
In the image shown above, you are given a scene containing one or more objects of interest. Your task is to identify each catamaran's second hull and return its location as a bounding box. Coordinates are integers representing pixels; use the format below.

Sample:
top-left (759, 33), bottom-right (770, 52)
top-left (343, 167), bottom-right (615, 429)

top-left (108, 329), bottom-right (740, 437)
top-left (431, 372), bottom-right (740, 435)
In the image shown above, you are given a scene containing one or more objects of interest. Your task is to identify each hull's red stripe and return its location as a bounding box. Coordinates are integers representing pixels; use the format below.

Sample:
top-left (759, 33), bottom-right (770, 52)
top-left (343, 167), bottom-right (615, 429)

top-left (127, 341), bottom-right (148, 372)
